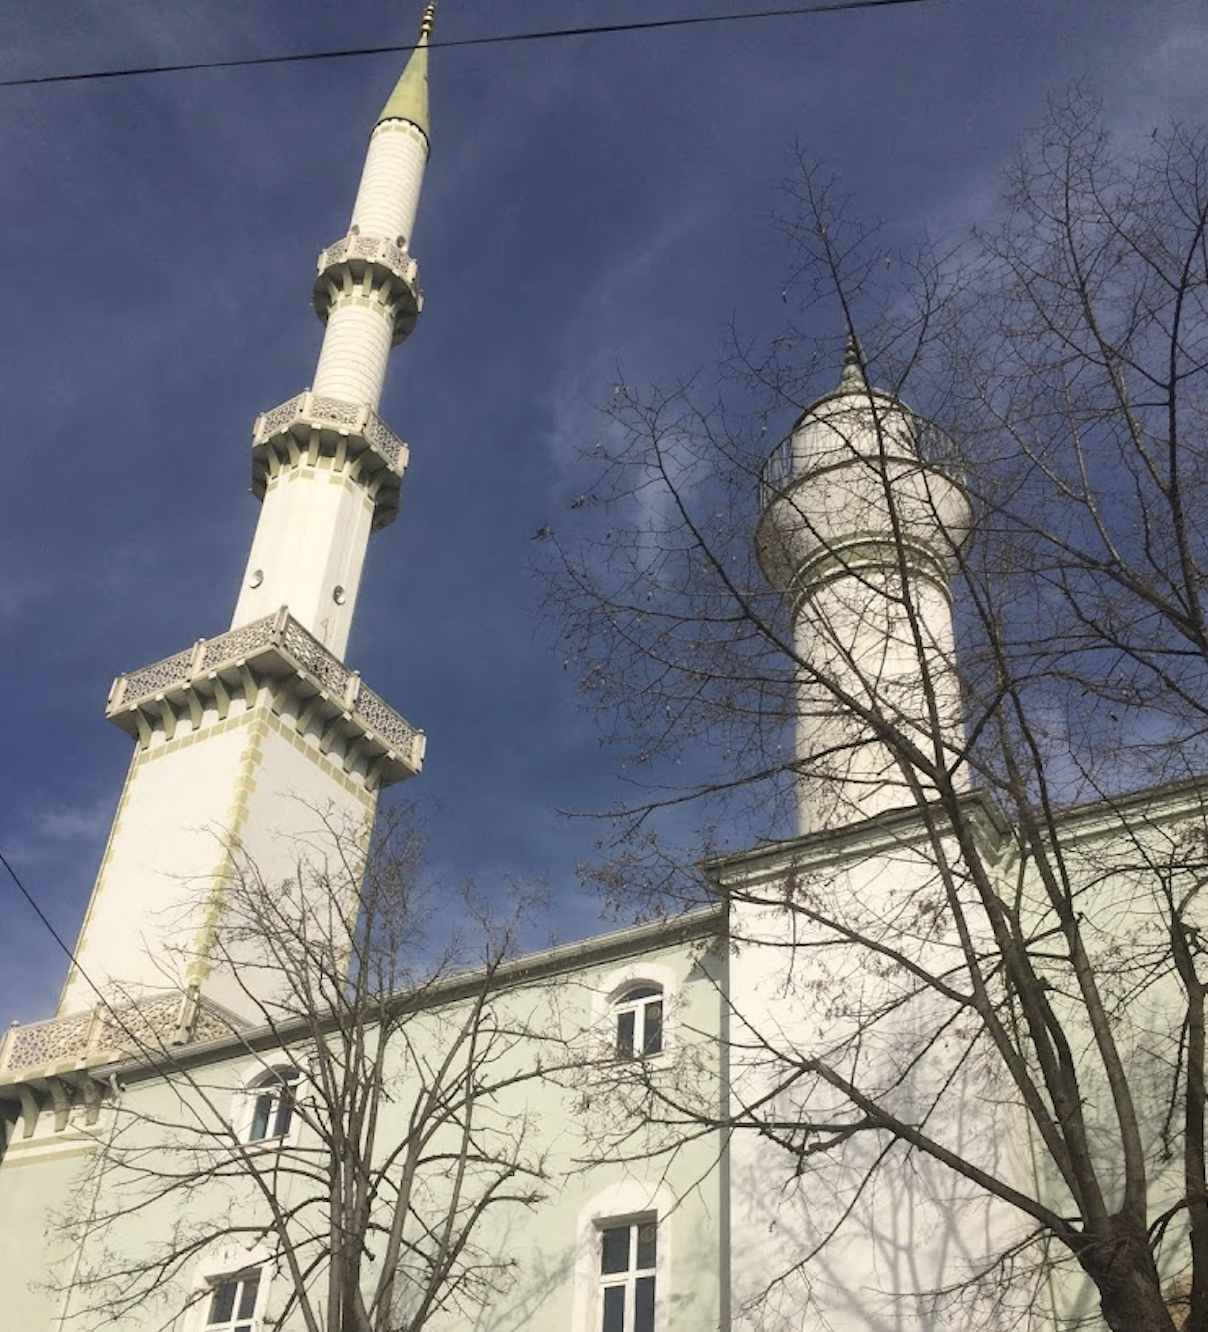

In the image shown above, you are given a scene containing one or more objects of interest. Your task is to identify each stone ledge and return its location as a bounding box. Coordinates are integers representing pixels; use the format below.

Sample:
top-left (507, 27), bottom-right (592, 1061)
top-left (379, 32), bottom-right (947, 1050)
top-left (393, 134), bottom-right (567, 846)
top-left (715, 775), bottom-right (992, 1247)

top-left (251, 391), bottom-right (409, 530)
top-left (105, 608), bottom-right (426, 786)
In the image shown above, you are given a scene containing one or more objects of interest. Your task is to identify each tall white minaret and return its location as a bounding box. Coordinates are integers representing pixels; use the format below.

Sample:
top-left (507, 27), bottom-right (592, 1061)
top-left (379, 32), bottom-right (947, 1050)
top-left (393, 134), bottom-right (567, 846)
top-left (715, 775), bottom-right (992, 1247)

top-left (755, 339), bottom-right (971, 832)
top-left (231, 7), bottom-right (433, 656)
top-left (58, 9), bottom-right (437, 1021)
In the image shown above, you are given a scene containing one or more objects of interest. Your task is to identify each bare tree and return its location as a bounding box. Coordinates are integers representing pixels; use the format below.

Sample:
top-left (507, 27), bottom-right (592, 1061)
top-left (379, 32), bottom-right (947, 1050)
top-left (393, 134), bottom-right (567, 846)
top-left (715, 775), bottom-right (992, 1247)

top-left (547, 95), bottom-right (1208, 1332)
top-left (53, 804), bottom-right (563, 1332)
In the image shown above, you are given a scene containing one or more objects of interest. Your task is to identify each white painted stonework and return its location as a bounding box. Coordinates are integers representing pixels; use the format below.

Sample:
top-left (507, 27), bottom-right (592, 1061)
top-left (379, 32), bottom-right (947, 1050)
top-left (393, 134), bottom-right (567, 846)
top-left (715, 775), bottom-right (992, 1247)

top-left (757, 372), bottom-right (971, 833)
top-left (311, 302), bottom-right (396, 406)
top-left (59, 695), bottom-right (374, 1022)
top-left (57, 34), bottom-right (434, 1023)
top-left (349, 120), bottom-right (429, 249)
top-left (231, 463), bottom-right (375, 655)
top-left (720, 818), bottom-right (1020, 1331)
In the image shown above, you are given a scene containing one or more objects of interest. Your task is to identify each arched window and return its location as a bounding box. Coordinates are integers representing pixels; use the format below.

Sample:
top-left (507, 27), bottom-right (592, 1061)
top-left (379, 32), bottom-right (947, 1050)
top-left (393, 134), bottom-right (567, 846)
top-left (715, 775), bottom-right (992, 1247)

top-left (245, 1067), bottom-right (300, 1144)
top-left (571, 1183), bottom-right (669, 1332)
top-left (614, 985), bottom-right (663, 1059)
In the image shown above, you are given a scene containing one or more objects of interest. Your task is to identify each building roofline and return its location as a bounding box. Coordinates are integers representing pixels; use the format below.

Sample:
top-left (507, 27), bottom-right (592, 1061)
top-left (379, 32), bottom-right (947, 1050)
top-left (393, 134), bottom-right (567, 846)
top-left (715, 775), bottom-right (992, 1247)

top-left (705, 773), bottom-right (1208, 885)
top-left (73, 904), bottom-right (726, 1087)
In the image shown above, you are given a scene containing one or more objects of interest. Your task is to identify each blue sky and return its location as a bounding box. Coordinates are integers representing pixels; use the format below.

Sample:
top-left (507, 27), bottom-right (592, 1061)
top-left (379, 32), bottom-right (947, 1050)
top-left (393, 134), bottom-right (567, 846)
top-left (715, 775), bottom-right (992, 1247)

top-left (1, 0), bottom-right (1204, 1021)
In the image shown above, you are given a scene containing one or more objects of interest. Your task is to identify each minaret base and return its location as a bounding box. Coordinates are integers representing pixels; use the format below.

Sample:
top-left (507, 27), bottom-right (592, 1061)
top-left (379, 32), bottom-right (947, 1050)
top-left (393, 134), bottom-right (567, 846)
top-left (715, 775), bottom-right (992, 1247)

top-left (59, 611), bottom-right (424, 1021)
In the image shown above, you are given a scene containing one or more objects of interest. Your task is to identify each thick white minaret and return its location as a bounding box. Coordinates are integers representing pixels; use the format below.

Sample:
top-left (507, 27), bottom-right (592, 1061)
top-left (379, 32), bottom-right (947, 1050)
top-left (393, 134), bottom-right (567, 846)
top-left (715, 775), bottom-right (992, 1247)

top-left (723, 351), bottom-right (1006, 1331)
top-left (755, 340), bottom-right (971, 832)
top-left (58, 11), bottom-right (437, 1022)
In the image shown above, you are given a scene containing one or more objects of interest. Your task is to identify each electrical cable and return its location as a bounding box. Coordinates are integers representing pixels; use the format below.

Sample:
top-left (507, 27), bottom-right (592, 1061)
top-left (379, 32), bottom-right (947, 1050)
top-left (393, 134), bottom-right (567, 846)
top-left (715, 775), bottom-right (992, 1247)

top-left (0, 0), bottom-right (950, 91)
top-left (0, 845), bottom-right (204, 1078)
top-left (0, 846), bottom-right (88, 978)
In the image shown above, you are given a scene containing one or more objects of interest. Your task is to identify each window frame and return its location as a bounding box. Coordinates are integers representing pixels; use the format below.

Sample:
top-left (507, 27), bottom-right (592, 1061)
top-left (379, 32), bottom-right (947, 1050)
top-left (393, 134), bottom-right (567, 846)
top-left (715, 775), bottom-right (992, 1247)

top-left (245, 1066), bottom-right (300, 1144)
top-left (613, 986), bottom-right (664, 1060)
top-left (201, 1267), bottom-right (263, 1332)
top-left (595, 963), bottom-right (677, 1067)
top-left (231, 1056), bottom-right (306, 1149)
top-left (597, 1214), bottom-right (658, 1332)
top-left (572, 1182), bottom-right (670, 1332)
top-left (186, 1248), bottom-right (272, 1332)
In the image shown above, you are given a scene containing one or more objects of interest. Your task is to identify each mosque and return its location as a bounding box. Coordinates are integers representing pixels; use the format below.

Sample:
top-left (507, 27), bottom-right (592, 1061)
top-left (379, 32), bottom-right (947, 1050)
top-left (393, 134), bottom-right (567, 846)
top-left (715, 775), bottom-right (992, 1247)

top-left (0, 10), bottom-right (1193, 1332)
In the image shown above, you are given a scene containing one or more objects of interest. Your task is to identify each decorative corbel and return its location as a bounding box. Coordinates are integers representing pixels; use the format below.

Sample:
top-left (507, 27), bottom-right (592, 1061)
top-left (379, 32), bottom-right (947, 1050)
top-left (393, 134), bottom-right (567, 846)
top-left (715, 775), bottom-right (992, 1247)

top-left (17, 1084), bottom-right (40, 1139)
top-left (46, 1076), bottom-right (72, 1132)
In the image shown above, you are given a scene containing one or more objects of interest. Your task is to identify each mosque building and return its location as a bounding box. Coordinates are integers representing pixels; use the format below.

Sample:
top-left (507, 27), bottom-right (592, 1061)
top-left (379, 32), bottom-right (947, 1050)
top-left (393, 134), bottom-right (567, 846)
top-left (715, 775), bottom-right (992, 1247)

top-left (0, 11), bottom-right (1193, 1332)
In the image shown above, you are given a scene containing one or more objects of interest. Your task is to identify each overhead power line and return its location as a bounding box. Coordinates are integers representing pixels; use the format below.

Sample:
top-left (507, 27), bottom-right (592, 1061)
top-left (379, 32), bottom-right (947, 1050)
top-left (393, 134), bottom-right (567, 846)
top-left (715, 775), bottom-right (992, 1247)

top-left (0, 846), bottom-right (87, 976)
top-left (1, 0), bottom-right (949, 90)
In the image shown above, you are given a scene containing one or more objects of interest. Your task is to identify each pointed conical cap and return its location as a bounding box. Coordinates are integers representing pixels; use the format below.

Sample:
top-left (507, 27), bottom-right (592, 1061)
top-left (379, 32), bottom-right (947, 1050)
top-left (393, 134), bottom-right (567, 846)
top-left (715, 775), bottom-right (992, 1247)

top-left (376, 5), bottom-right (434, 138)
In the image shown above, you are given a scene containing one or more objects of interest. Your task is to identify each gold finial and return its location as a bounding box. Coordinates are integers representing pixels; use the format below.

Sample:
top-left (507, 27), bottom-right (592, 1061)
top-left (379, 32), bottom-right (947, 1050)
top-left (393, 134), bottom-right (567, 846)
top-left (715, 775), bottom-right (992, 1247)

top-left (839, 332), bottom-right (866, 389)
top-left (419, 3), bottom-right (436, 39)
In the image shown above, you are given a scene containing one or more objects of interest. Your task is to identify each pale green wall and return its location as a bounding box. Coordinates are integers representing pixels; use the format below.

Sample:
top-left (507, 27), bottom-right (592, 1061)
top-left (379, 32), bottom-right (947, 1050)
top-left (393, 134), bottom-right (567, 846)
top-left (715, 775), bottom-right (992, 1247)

top-left (0, 1126), bottom-right (95, 1329)
top-left (0, 923), bottom-right (727, 1332)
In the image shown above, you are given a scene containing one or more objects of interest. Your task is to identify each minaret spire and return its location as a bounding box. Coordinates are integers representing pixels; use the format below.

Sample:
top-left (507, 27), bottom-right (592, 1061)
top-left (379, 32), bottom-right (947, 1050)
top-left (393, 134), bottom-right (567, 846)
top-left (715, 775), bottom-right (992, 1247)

top-left (377, 5), bottom-right (434, 136)
top-left (232, 7), bottom-right (436, 656)
top-left (839, 331), bottom-right (865, 390)
top-left (58, 21), bottom-right (435, 1021)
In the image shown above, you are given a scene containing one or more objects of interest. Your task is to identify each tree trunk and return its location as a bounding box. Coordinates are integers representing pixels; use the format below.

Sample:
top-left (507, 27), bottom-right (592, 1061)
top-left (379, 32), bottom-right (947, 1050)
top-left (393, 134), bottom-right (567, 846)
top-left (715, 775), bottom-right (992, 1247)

top-left (1083, 1220), bottom-right (1180, 1332)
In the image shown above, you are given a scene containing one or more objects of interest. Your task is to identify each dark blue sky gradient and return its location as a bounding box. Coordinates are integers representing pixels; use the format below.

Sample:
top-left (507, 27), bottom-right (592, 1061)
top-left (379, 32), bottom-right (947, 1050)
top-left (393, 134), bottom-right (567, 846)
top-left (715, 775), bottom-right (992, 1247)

top-left (0, 0), bottom-right (1203, 1019)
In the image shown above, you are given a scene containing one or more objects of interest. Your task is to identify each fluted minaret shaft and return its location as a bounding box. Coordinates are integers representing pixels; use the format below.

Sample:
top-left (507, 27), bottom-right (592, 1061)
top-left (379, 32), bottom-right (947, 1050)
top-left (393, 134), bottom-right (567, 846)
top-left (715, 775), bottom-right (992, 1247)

top-left (756, 348), bottom-right (971, 833)
top-left (313, 111), bottom-right (430, 405)
top-left (231, 17), bottom-right (431, 656)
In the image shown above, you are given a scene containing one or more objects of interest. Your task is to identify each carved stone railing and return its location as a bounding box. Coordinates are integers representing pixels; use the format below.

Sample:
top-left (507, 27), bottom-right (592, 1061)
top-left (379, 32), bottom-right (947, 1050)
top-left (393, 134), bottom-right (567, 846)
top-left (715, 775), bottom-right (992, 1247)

top-left (251, 391), bottom-right (409, 529)
top-left (317, 232), bottom-right (419, 289)
top-left (0, 990), bottom-right (238, 1079)
top-left (757, 411), bottom-right (959, 513)
top-left (105, 608), bottom-right (426, 784)
top-left (314, 231), bottom-right (423, 341)
top-left (254, 392), bottom-right (407, 471)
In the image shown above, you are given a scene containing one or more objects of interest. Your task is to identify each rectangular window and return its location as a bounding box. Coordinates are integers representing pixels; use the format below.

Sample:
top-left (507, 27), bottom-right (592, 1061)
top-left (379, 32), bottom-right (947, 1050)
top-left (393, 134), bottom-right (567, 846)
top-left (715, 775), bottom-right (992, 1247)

top-left (599, 1220), bottom-right (657, 1332)
top-left (204, 1268), bottom-right (261, 1332)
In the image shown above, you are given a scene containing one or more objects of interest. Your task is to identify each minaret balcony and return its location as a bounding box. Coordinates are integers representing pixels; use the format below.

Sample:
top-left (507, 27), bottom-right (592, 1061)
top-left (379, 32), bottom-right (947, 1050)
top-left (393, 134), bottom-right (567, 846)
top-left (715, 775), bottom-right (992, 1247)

top-left (756, 406), bottom-right (970, 597)
top-left (105, 608), bottom-right (426, 787)
top-left (251, 390), bottom-right (409, 530)
top-left (0, 988), bottom-right (241, 1118)
top-left (757, 410), bottom-right (961, 513)
top-left (313, 231), bottom-right (423, 343)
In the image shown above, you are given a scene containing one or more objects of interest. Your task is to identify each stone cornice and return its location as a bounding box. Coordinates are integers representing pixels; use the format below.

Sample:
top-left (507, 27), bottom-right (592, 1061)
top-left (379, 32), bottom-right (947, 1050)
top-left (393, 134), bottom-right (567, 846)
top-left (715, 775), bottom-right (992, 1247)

top-left (704, 790), bottom-right (1009, 887)
top-left (13, 906), bottom-right (726, 1092)
top-left (251, 391), bottom-right (409, 530)
top-left (105, 608), bottom-right (426, 787)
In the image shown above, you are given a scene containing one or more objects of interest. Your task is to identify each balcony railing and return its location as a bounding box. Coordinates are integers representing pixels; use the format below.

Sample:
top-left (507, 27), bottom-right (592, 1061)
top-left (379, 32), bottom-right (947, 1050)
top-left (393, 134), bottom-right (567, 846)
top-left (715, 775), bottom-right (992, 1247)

top-left (757, 411), bottom-right (960, 513)
top-left (252, 392), bottom-right (408, 475)
top-left (106, 609), bottom-right (426, 781)
top-left (314, 232), bottom-right (423, 340)
top-left (0, 991), bottom-right (238, 1078)
top-left (316, 232), bottom-right (420, 293)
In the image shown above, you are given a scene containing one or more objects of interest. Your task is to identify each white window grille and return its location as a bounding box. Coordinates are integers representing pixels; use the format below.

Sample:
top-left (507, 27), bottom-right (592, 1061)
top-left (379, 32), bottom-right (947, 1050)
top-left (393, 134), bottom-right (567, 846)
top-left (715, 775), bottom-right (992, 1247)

top-left (614, 986), bottom-right (663, 1059)
top-left (246, 1066), bottom-right (300, 1143)
top-left (202, 1267), bottom-right (262, 1332)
